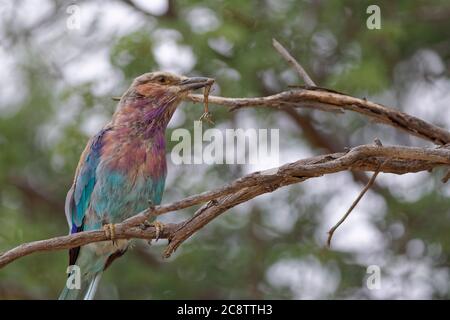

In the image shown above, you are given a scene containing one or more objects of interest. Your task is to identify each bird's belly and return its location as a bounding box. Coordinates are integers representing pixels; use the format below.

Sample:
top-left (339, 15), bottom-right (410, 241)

top-left (88, 171), bottom-right (166, 227)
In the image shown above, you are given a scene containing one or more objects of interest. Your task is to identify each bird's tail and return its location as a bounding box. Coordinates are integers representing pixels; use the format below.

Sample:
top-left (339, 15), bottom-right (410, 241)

top-left (59, 272), bottom-right (103, 300)
top-left (59, 245), bottom-right (108, 300)
top-left (84, 272), bottom-right (102, 300)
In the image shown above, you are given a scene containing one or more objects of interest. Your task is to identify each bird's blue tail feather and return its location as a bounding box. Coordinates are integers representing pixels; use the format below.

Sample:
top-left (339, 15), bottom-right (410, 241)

top-left (58, 272), bottom-right (102, 300)
top-left (59, 246), bottom-right (107, 300)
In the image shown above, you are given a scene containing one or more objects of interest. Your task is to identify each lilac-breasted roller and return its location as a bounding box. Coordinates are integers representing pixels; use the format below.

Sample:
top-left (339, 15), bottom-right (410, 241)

top-left (59, 72), bottom-right (212, 299)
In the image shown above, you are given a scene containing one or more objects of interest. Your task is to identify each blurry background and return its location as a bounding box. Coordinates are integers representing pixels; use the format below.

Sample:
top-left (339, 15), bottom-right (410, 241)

top-left (1, 0), bottom-right (450, 299)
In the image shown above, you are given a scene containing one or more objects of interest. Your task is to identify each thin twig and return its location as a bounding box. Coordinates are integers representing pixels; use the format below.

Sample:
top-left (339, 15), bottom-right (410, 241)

top-left (272, 38), bottom-right (316, 86)
top-left (327, 139), bottom-right (387, 248)
top-left (272, 39), bottom-right (378, 190)
top-left (185, 89), bottom-right (450, 145)
top-left (186, 44), bottom-right (449, 145)
top-left (326, 164), bottom-right (383, 248)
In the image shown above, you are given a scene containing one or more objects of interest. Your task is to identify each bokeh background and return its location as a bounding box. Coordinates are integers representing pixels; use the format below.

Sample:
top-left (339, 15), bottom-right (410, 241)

top-left (1, 0), bottom-right (450, 299)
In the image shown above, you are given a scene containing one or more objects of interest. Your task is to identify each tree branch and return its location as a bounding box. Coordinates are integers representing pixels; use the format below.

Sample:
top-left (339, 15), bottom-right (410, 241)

top-left (269, 39), bottom-right (390, 244)
top-left (272, 38), bottom-right (316, 86)
top-left (2, 39), bottom-right (450, 270)
top-left (186, 90), bottom-right (450, 145)
top-left (272, 38), bottom-right (383, 190)
top-left (1, 144), bottom-right (449, 268)
top-left (327, 156), bottom-right (387, 248)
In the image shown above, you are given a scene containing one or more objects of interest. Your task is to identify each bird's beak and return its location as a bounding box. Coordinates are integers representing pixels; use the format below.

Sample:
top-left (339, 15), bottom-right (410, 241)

top-left (179, 77), bottom-right (214, 92)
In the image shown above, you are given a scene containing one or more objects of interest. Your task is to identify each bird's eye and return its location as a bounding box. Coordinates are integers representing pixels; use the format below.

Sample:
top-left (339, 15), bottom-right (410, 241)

top-left (157, 76), bottom-right (167, 84)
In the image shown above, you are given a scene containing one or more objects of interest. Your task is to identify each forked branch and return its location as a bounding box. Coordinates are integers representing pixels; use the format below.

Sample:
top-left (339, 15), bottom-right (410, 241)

top-left (1, 144), bottom-right (449, 268)
top-left (1, 41), bottom-right (449, 270)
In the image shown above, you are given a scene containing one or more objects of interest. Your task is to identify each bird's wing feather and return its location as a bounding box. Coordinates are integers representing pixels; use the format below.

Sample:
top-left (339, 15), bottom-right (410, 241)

top-left (64, 185), bottom-right (74, 229)
top-left (65, 127), bottom-right (111, 233)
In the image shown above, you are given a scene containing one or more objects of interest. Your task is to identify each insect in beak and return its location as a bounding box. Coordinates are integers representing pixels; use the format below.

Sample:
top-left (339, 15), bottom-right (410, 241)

top-left (179, 77), bottom-right (214, 91)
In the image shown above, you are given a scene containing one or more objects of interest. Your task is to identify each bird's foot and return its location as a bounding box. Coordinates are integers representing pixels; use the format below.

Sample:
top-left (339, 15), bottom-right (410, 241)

top-left (143, 199), bottom-right (164, 243)
top-left (151, 221), bottom-right (165, 242)
top-left (139, 219), bottom-right (165, 244)
top-left (103, 223), bottom-right (117, 246)
top-left (140, 220), bottom-right (152, 230)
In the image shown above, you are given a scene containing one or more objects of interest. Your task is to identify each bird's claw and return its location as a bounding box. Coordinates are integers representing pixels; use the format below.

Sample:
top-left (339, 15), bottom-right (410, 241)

top-left (103, 223), bottom-right (117, 246)
top-left (144, 199), bottom-right (164, 243)
top-left (140, 219), bottom-right (164, 244)
top-left (140, 220), bottom-right (152, 230)
top-left (152, 221), bottom-right (164, 242)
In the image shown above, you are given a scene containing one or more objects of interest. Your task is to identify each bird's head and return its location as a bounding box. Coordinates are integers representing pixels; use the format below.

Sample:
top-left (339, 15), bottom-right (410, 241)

top-left (120, 71), bottom-right (213, 107)
top-left (130, 71), bottom-right (213, 97)
top-left (114, 71), bottom-right (213, 133)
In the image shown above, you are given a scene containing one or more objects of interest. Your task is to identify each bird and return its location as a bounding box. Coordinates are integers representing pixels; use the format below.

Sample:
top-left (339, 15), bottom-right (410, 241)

top-left (59, 71), bottom-right (213, 300)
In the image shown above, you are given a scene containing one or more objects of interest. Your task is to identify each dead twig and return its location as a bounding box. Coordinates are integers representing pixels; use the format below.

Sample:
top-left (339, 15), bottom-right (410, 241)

top-left (186, 89), bottom-right (450, 145)
top-left (273, 39), bottom-right (372, 188)
top-left (327, 139), bottom-right (387, 247)
top-left (272, 38), bottom-right (316, 86)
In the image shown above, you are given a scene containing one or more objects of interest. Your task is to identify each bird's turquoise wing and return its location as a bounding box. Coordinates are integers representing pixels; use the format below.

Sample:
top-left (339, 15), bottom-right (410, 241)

top-left (65, 127), bottom-right (111, 234)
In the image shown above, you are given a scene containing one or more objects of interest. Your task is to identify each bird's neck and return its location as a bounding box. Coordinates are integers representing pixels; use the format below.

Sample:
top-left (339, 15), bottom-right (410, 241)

top-left (105, 112), bottom-right (168, 180)
top-left (106, 96), bottom-right (178, 181)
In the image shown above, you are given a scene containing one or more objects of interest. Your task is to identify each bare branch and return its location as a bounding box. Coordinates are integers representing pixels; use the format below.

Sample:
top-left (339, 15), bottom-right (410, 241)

top-left (272, 39), bottom-right (380, 189)
top-left (272, 38), bottom-right (316, 86)
top-left (327, 139), bottom-right (386, 247)
top-left (1, 42), bottom-right (449, 268)
top-left (1, 144), bottom-right (449, 268)
top-left (327, 161), bottom-right (386, 248)
top-left (186, 89), bottom-right (450, 145)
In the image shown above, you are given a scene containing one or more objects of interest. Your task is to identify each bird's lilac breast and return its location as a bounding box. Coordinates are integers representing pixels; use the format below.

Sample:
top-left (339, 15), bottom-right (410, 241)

top-left (103, 127), bottom-right (167, 178)
top-left (85, 128), bottom-right (167, 228)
